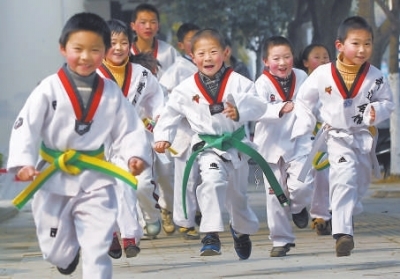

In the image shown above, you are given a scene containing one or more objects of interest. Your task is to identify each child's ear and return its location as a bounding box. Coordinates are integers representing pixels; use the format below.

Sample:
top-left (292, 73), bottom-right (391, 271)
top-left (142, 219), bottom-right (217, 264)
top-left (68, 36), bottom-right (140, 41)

top-left (335, 39), bottom-right (343, 52)
top-left (177, 41), bottom-right (184, 51)
top-left (59, 44), bottom-right (67, 57)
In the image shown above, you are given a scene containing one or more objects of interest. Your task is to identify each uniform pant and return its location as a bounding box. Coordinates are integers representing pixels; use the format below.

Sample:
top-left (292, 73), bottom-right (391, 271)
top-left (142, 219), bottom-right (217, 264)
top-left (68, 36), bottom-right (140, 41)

top-left (310, 168), bottom-right (331, 221)
top-left (327, 136), bottom-right (371, 236)
top-left (265, 156), bottom-right (313, 246)
top-left (32, 186), bottom-right (117, 279)
top-left (196, 151), bottom-right (259, 234)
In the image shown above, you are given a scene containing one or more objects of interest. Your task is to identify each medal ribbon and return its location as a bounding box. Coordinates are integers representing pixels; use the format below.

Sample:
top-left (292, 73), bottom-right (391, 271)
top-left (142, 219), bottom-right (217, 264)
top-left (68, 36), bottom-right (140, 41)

top-left (263, 69), bottom-right (296, 101)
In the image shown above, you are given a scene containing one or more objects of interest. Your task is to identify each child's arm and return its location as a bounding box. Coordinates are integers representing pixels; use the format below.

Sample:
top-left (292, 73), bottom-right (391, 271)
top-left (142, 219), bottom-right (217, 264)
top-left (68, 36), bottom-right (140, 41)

top-left (154, 141), bottom-right (172, 153)
top-left (16, 166), bottom-right (40, 181)
top-left (223, 101), bottom-right (239, 121)
top-left (279, 101), bottom-right (294, 117)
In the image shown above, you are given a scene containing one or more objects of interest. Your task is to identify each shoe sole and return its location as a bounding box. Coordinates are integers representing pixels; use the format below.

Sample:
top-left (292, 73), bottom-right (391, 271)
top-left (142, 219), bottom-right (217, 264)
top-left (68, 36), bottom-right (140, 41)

top-left (108, 250), bottom-right (122, 259)
top-left (125, 247), bottom-right (140, 258)
top-left (200, 249), bottom-right (221, 256)
top-left (336, 237), bottom-right (354, 257)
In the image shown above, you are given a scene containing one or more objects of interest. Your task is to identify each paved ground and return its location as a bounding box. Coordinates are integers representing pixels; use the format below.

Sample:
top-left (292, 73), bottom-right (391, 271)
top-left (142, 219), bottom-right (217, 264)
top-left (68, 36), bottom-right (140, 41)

top-left (1, 172), bottom-right (400, 279)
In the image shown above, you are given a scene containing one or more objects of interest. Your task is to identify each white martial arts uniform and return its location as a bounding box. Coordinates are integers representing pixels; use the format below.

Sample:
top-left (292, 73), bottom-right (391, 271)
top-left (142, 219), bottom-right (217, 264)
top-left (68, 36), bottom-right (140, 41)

top-left (7, 67), bottom-right (151, 279)
top-left (98, 62), bottom-right (164, 240)
top-left (131, 38), bottom-right (181, 80)
top-left (292, 62), bottom-right (394, 237)
top-left (154, 68), bottom-right (266, 235)
top-left (253, 68), bottom-right (314, 247)
top-left (159, 56), bottom-right (199, 228)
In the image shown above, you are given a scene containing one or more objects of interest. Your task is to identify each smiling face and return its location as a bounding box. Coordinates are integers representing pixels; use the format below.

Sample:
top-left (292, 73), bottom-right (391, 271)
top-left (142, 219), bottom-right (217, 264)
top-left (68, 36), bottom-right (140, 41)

top-left (335, 29), bottom-right (373, 65)
top-left (130, 11), bottom-right (159, 42)
top-left (303, 46), bottom-right (330, 74)
top-left (59, 30), bottom-right (106, 76)
top-left (106, 32), bottom-right (130, 66)
top-left (191, 37), bottom-right (226, 79)
top-left (263, 44), bottom-right (294, 78)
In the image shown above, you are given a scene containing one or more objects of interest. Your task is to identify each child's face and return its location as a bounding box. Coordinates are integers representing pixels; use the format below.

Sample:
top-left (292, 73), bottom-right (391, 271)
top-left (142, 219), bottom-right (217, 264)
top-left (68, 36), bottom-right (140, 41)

top-left (106, 32), bottom-right (130, 66)
top-left (130, 11), bottom-right (159, 41)
top-left (191, 38), bottom-right (225, 79)
top-left (60, 31), bottom-right (106, 76)
top-left (178, 30), bottom-right (198, 56)
top-left (264, 45), bottom-right (293, 79)
top-left (335, 29), bottom-right (373, 65)
top-left (303, 46), bottom-right (330, 74)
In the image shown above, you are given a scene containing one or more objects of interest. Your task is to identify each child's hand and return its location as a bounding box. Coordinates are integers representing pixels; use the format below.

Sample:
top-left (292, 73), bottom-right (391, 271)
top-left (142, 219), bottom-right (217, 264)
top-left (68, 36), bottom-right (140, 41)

top-left (370, 105), bottom-right (376, 124)
top-left (17, 166), bottom-right (39, 181)
top-left (279, 101), bottom-right (294, 116)
top-left (154, 141), bottom-right (171, 153)
top-left (223, 101), bottom-right (239, 121)
top-left (128, 157), bottom-right (145, 176)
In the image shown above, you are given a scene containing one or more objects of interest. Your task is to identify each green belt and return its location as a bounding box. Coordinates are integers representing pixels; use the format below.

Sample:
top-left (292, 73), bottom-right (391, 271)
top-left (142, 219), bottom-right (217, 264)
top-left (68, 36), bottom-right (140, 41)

top-left (182, 126), bottom-right (289, 219)
top-left (12, 143), bottom-right (138, 209)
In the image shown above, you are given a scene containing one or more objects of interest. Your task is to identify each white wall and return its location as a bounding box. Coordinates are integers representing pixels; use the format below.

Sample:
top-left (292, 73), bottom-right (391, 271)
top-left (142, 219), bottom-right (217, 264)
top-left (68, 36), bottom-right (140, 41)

top-left (0, 0), bottom-right (110, 199)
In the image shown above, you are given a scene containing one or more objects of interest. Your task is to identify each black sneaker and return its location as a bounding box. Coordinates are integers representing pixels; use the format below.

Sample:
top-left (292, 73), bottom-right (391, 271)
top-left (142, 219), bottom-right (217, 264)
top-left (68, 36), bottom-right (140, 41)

top-left (229, 225), bottom-right (252, 260)
top-left (270, 243), bottom-right (295, 257)
top-left (292, 207), bottom-right (309, 228)
top-left (200, 233), bottom-right (221, 256)
top-left (57, 250), bottom-right (80, 275)
top-left (108, 234), bottom-right (122, 259)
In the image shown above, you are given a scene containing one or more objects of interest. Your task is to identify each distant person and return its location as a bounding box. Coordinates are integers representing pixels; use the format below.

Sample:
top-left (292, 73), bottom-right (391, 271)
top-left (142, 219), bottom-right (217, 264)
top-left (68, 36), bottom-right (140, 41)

top-left (299, 43), bottom-right (333, 236)
top-left (6, 12), bottom-right (151, 278)
top-left (293, 16), bottom-right (394, 257)
top-left (224, 38), bottom-right (252, 80)
top-left (159, 22), bottom-right (202, 240)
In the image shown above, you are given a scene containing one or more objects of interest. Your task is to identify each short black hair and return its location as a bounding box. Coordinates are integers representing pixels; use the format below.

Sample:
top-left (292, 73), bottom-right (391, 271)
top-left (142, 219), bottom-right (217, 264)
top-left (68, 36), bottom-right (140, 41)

top-left (131, 3), bottom-right (160, 22)
top-left (262, 35), bottom-right (294, 60)
top-left (337, 16), bottom-right (374, 42)
top-left (59, 12), bottom-right (111, 50)
top-left (106, 19), bottom-right (133, 46)
top-left (296, 43), bottom-right (331, 71)
top-left (191, 28), bottom-right (226, 53)
top-left (177, 23), bottom-right (200, 42)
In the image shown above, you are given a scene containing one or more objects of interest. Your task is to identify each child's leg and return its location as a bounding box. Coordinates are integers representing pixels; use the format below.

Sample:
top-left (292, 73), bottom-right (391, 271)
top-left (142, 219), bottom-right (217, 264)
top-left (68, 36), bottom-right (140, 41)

top-left (226, 162), bottom-right (259, 234)
top-left (32, 191), bottom-right (79, 268)
top-left (74, 186), bottom-right (117, 279)
top-left (115, 180), bottom-right (143, 242)
top-left (196, 152), bottom-right (228, 233)
top-left (310, 168), bottom-right (331, 221)
top-left (265, 159), bottom-right (295, 247)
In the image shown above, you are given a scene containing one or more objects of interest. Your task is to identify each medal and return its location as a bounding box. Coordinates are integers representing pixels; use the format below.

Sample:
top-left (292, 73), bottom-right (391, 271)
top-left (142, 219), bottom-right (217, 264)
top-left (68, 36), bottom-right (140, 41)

top-left (209, 102), bottom-right (224, 115)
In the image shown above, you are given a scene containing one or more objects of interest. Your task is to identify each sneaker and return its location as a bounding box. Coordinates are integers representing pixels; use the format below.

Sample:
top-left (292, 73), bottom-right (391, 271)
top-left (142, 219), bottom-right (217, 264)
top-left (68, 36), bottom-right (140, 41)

top-left (270, 243), bottom-right (295, 257)
top-left (161, 208), bottom-right (176, 235)
top-left (57, 250), bottom-right (80, 275)
top-left (292, 207), bottom-right (309, 228)
top-left (144, 219), bottom-right (161, 238)
top-left (311, 218), bottom-right (332, 235)
top-left (200, 233), bottom-right (221, 256)
top-left (123, 238), bottom-right (141, 258)
top-left (179, 226), bottom-right (200, 240)
top-left (336, 235), bottom-right (354, 257)
top-left (195, 211), bottom-right (202, 227)
top-left (229, 225), bottom-right (252, 260)
top-left (108, 234), bottom-right (122, 259)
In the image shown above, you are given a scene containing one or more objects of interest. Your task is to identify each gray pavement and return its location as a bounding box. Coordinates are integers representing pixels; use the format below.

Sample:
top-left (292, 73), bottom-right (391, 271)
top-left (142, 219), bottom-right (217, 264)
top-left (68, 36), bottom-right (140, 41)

top-left (1, 175), bottom-right (400, 278)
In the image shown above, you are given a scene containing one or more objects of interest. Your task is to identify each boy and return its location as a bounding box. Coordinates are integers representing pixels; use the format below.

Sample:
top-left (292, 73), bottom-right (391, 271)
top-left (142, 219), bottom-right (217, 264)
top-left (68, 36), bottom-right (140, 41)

top-left (253, 36), bottom-right (314, 257)
top-left (7, 13), bottom-right (151, 278)
top-left (159, 22), bottom-right (201, 240)
top-left (153, 29), bottom-right (267, 259)
top-left (130, 3), bottom-right (180, 79)
top-left (97, 19), bottom-right (164, 258)
top-left (293, 16), bottom-right (394, 257)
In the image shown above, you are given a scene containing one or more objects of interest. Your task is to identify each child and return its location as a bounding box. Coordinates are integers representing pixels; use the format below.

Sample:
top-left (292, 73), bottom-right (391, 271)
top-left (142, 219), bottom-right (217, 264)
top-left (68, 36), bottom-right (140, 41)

top-left (253, 36), bottom-right (314, 257)
top-left (299, 43), bottom-right (332, 235)
top-left (224, 38), bottom-right (252, 80)
top-left (159, 22), bottom-right (202, 240)
top-left (6, 12), bottom-right (151, 278)
top-left (130, 3), bottom-right (181, 79)
top-left (97, 19), bottom-right (165, 258)
top-left (293, 16), bottom-right (394, 257)
top-left (153, 29), bottom-right (267, 259)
